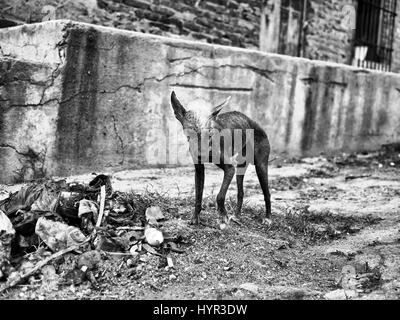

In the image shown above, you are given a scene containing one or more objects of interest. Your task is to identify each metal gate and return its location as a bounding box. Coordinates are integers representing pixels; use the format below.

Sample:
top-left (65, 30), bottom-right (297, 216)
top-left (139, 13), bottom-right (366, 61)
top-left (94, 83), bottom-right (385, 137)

top-left (353, 0), bottom-right (398, 71)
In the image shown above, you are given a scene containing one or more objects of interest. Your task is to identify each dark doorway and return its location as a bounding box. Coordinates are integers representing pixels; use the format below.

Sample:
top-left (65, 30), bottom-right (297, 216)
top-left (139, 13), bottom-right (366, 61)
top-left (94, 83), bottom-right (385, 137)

top-left (260, 0), bottom-right (306, 57)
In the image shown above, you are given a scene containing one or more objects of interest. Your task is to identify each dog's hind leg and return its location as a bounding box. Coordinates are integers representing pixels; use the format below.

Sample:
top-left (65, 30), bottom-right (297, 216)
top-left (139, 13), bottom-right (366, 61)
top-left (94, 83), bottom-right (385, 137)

top-left (235, 163), bottom-right (248, 217)
top-left (254, 141), bottom-right (272, 225)
top-left (215, 164), bottom-right (235, 225)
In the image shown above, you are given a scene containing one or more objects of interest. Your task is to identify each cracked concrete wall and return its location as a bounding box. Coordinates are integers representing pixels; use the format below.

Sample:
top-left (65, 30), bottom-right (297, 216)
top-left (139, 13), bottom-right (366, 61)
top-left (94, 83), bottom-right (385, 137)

top-left (0, 55), bottom-right (62, 183)
top-left (1, 20), bottom-right (400, 183)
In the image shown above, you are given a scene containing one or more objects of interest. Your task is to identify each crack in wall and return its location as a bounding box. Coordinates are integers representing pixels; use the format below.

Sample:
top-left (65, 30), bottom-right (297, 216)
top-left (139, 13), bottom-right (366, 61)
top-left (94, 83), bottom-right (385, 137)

top-left (170, 83), bottom-right (253, 92)
top-left (168, 56), bottom-right (192, 63)
top-left (0, 143), bottom-right (29, 156)
top-left (110, 114), bottom-right (125, 165)
top-left (301, 77), bottom-right (348, 87)
top-left (0, 143), bottom-right (47, 181)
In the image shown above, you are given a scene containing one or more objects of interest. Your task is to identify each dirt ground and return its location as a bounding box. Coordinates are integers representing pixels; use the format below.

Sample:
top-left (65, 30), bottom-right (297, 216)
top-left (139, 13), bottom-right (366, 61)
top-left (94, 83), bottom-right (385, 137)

top-left (1, 149), bottom-right (400, 300)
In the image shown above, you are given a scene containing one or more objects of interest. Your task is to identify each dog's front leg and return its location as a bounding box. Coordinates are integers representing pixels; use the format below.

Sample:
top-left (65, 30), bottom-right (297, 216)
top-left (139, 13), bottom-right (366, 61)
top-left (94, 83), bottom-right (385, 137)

top-left (192, 164), bottom-right (205, 225)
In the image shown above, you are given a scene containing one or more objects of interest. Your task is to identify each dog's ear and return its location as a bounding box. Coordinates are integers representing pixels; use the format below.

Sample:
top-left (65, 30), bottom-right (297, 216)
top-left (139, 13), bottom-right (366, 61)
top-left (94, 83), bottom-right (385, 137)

top-left (211, 96), bottom-right (231, 118)
top-left (170, 91), bottom-right (187, 123)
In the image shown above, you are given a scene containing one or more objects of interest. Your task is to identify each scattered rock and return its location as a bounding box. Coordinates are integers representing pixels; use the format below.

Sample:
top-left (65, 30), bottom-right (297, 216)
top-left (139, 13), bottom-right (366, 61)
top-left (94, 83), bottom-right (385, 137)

top-left (144, 227), bottom-right (164, 247)
top-left (0, 210), bottom-right (15, 278)
top-left (77, 250), bottom-right (102, 270)
top-left (41, 265), bottom-right (59, 292)
top-left (326, 248), bottom-right (357, 257)
top-left (145, 206), bottom-right (165, 225)
top-left (169, 274), bottom-right (177, 281)
top-left (239, 283), bottom-right (259, 295)
top-left (130, 244), bottom-right (140, 256)
top-left (167, 256), bottom-right (174, 268)
top-left (35, 217), bottom-right (88, 252)
top-left (142, 243), bottom-right (160, 256)
top-left (324, 289), bottom-right (358, 300)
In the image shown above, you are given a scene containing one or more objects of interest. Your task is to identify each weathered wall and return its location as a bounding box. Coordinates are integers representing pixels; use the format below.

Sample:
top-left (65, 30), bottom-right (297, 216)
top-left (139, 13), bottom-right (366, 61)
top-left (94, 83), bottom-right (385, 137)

top-left (0, 0), bottom-right (262, 49)
top-left (1, 20), bottom-right (400, 183)
top-left (391, 1), bottom-right (400, 73)
top-left (0, 55), bottom-right (62, 183)
top-left (303, 0), bottom-right (356, 64)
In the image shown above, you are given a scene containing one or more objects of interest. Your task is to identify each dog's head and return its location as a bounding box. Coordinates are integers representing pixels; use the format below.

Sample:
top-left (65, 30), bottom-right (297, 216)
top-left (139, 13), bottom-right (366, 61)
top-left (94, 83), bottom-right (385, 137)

top-left (170, 91), bottom-right (230, 160)
top-left (170, 91), bottom-right (230, 132)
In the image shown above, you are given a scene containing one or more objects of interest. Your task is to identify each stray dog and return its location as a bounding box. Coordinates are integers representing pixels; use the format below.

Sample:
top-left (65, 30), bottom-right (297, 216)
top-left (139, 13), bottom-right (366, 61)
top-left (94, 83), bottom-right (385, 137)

top-left (170, 91), bottom-right (271, 227)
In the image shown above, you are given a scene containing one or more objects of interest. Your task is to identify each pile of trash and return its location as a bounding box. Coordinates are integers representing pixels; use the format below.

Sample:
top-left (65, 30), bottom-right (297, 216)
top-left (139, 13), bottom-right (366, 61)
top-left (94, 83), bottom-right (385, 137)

top-left (324, 264), bottom-right (382, 300)
top-left (0, 174), bottom-right (185, 293)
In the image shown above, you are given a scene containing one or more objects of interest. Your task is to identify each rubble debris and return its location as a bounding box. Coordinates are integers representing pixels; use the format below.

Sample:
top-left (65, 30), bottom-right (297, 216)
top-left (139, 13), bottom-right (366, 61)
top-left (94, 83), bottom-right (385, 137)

top-left (145, 206), bottom-right (165, 226)
top-left (166, 256), bottom-right (174, 268)
top-left (0, 210), bottom-right (15, 279)
top-left (77, 250), bottom-right (102, 271)
top-left (78, 199), bottom-right (98, 218)
top-left (0, 173), bottom-right (188, 295)
top-left (324, 289), bottom-right (358, 300)
top-left (326, 248), bottom-right (358, 258)
top-left (165, 242), bottom-right (185, 254)
top-left (142, 243), bottom-right (162, 256)
top-left (94, 232), bottom-right (129, 253)
top-left (239, 282), bottom-right (259, 295)
top-left (41, 265), bottom-right (59, 292)
top-left (96, 186), bottom-right (106, 228)
top-left (333, 264), bottom-right (382, 297)
top-left (35, 217), bottom-right (88, 252)
top-left (0, 243), bottom-right (88, 293)
top-left (0, 180), bottom-right (65, 217)
top-left (88, 174), bottom-right (113, 197)
top-left (345, 174), bottom-right (372, 181)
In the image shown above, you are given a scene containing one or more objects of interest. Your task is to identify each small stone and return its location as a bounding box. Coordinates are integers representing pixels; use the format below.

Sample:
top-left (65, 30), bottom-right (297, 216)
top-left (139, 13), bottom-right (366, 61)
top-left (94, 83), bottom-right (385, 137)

top-left (144, 227), bottom-right (164, 246)
top-left (145, 206), bottom-right (165, 224)
top-left (326, 248), bottom-right (356, 257)
top-left (127, 259), bottom-right (134, 267)
top-left (169, 274), bottom-right (177, 281)
top-left (80, 265), bottom-right (88, 272)
top-left (167, 256), bottom-right (174, 268)
top-left (130, 244), bottom-right (139, 255)
top-left (324, 289), bottom-right (358, 300)
top-left (239, 283), bottom-right (259, 295)
top-left (77, 250), bottom-right (102, 270)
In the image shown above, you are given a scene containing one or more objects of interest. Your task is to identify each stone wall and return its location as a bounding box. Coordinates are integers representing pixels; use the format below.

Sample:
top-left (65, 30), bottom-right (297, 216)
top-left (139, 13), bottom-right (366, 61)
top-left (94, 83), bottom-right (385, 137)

top-left (1, 0), bottom-right (400, 71)
top-left (303, 0), bottom-right (356, 65)
top-left (1, 21), bottom-right (400, 183)
top-left (391, 2), bottom-right (400, 73)
top-left (0, 0), bottom-right (262, 49)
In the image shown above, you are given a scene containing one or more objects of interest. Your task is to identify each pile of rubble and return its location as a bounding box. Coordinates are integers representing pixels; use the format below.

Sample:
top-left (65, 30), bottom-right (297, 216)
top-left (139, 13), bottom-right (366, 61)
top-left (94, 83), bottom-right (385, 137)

top-left (0, 174), bottom-right (185, 294)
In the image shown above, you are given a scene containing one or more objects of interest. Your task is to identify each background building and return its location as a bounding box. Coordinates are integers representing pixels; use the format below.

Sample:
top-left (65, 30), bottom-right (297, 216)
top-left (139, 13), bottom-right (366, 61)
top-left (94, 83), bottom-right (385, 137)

top-left (1, 0), bottom-right (399, 72)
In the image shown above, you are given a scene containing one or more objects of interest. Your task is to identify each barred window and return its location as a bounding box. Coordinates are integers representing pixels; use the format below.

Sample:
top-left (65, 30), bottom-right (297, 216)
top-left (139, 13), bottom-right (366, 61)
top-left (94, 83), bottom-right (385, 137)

top-left (353, 0), bottom-right (398, 72)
